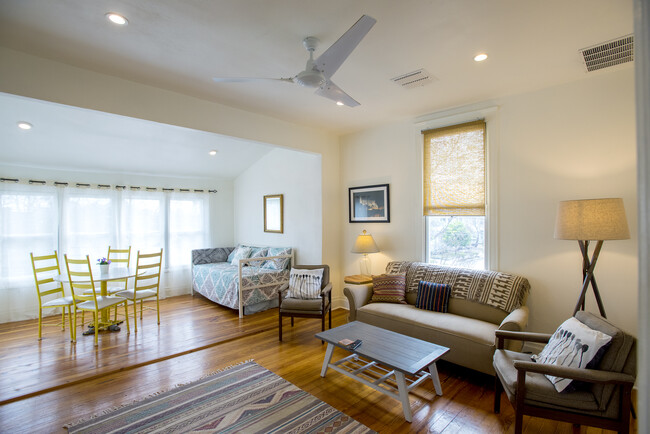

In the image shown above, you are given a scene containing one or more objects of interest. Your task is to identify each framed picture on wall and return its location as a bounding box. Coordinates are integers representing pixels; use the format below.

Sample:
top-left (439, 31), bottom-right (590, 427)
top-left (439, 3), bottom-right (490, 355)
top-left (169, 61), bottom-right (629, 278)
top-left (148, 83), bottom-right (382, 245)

top-left (349, 184), bottom-right (390, 223)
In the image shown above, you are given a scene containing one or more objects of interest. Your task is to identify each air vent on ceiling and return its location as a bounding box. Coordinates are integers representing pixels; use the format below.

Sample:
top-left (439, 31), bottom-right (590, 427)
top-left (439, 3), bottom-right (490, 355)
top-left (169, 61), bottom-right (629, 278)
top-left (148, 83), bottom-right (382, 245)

top-left (390, 68), bottom-right (436, 89)
top-left (580, 34), bottom-right (634, 72)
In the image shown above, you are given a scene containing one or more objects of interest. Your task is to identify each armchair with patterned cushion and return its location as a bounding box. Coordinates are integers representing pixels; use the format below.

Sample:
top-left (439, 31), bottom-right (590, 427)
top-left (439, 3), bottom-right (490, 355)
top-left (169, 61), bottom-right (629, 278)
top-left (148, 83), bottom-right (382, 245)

top-left (278, 265), bottom-right (332, 342)
top-left (493, 311), bottom-right (636, 433)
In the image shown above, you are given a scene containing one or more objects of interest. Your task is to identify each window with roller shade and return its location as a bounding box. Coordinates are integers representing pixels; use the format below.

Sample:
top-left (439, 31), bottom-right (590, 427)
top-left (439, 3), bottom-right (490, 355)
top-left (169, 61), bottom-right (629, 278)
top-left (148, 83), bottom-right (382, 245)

top-left (423, 120), bottom-right (486, 269)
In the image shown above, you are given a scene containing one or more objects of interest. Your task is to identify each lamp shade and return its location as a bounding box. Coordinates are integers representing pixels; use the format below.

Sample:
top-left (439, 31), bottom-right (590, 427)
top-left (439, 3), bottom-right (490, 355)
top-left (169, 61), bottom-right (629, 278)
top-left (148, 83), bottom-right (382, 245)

top-left (351, 230), bottom-right (380, 253)
top-left (554, 198), bottom-right (630, 241)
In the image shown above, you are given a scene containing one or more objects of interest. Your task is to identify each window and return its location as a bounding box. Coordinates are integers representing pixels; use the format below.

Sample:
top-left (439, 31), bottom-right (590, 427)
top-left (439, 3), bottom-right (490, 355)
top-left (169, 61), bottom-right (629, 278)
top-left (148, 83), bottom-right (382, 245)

top-left (0, 183), bottom-right (211, 323)
top-left (423, 120), bottom-right (486, 269)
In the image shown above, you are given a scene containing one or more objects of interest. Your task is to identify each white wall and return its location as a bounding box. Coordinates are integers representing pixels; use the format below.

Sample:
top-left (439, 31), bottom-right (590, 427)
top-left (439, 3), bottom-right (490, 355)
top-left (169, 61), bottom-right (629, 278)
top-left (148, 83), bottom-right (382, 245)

top-left (341, 66), bottom-right (638, 335)
top-left (233, 148), bottom-right (322, 264)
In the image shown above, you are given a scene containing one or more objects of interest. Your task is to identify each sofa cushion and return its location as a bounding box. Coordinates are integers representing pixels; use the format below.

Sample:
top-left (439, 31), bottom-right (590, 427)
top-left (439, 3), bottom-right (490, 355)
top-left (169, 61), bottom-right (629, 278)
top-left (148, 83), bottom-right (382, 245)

top-left (370, 273), bottom-right (407, 304)
top-left (356, 302), bottom-right (499, 374)
top-left (415, 281), bottom-right (451, 312)
top-left (532, 317), bottom-right (612, 392)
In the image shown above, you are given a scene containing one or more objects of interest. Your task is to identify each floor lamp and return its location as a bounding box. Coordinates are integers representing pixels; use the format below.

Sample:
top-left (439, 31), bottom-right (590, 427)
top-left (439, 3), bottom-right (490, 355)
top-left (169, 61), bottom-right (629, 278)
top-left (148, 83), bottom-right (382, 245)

top-left (351, 230), bottom-right (380, 276)
top-left (554, 198), bottom-right (630, 318)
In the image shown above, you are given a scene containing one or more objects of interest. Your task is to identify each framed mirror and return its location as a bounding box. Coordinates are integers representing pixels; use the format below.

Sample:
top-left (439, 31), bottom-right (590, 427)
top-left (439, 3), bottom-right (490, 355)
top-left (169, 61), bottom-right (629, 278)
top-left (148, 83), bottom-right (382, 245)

top-left (264, 194), bottom-right (283, 233)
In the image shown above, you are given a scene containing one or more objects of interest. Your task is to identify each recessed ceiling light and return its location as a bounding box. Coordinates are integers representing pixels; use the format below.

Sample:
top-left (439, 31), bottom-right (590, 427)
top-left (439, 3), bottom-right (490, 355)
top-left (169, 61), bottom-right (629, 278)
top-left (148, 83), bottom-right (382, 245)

top-left (106, 12), bottom-right (128, 25)
top-left (474, 53), bottom-right (488, 62)
top-left (17, 121), bottom-right (32, 130)
top-left (336, 101), bottom-right (344, 106)
top-left (209, 150), bottom-right (217, 156)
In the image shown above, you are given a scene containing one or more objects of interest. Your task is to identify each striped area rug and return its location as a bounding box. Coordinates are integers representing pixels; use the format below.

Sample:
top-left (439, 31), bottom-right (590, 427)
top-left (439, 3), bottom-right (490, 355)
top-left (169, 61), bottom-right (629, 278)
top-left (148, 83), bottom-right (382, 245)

top-left (66, 361), bottom-right (373, 433)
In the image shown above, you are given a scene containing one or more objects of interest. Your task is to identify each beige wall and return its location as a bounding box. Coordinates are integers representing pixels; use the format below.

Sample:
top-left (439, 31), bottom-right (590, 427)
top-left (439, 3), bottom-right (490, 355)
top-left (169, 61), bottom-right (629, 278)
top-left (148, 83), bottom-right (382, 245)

top-left (0, 47), bottom-right (342, 291)
top-left (341, 67), bottom-right (638, 334)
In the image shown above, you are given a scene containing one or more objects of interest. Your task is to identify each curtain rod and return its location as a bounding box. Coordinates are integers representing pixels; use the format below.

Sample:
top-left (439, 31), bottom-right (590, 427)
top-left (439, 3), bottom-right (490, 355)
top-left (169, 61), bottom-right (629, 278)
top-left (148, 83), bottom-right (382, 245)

top-left (0, 177), bottom-right (217, 193)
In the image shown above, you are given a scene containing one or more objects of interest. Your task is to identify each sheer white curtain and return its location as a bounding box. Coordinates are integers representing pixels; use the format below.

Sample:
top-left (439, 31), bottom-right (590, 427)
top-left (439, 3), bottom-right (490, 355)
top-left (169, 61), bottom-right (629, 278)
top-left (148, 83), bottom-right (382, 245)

top-left (165, 192), bottom-right (210, 297)
top-left (60, 187), bottom-right (118, 262)
top-left (0, 183), bottom-right (58, 322)
top-left (0, 183), bottom-right (213, 323)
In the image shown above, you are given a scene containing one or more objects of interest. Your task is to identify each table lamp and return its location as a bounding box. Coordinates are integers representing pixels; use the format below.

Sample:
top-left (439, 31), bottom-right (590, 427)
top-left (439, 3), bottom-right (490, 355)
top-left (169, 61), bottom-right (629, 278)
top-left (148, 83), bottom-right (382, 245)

top-left (351, 230), bottom-right (380, 275)
top-left (554, 198), bottom-right (630, 318)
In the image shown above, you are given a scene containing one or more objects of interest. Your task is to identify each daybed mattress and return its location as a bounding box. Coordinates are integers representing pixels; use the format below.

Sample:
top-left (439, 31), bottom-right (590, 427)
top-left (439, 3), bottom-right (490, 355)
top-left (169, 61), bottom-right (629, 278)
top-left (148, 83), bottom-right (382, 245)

top-left (192, 262), bottom-right (289, 313)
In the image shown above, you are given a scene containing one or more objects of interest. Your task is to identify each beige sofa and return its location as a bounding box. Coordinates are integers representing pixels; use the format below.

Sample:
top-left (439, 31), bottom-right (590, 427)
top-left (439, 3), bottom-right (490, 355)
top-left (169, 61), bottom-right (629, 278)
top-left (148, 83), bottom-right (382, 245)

top-left (344, 261), bottom-right (530, 375)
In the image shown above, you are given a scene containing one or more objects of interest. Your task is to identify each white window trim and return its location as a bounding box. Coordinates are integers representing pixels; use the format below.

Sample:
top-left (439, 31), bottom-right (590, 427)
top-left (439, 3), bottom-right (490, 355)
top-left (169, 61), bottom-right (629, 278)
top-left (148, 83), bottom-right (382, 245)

top-left (414, 103), bottom-right (500, 269)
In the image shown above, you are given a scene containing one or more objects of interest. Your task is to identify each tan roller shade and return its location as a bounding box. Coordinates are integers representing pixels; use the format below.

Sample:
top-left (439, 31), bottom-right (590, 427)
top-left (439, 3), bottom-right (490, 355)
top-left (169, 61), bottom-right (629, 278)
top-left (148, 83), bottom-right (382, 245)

top-left (423, 120), bottom-right (486, 216)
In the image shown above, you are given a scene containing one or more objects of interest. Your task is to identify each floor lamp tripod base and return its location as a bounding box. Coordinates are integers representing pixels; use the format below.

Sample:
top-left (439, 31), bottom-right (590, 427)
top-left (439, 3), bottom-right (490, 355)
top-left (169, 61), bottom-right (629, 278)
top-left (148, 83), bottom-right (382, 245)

top-left (572, 240), bottom-right (607, 318)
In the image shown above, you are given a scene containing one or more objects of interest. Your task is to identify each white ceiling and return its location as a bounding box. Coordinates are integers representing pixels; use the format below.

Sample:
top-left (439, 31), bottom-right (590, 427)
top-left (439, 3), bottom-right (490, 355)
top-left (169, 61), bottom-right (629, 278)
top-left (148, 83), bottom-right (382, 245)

top-left (0, 0), bottom-right (634, 177)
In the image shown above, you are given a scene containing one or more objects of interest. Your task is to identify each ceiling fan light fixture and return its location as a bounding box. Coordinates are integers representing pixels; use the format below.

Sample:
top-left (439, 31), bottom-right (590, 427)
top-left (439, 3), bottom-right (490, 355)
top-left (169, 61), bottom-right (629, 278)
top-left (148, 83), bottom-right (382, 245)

top-left (208, 150), bottom-right (217, 156)
top-left (106, 12), bottom-right (128, 26)
top-left (336, 101), bottom-right (344, 106)
top-left (474, 53), bottom-right (488, 62)
top-left (17, 121), bottom-right (33, 130)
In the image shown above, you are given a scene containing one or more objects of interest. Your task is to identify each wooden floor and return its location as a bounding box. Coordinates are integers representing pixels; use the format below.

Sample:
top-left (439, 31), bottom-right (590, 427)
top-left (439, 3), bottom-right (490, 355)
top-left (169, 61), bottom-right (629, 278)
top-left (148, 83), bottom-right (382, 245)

top-left (0, 294), bottom-right (636, 433)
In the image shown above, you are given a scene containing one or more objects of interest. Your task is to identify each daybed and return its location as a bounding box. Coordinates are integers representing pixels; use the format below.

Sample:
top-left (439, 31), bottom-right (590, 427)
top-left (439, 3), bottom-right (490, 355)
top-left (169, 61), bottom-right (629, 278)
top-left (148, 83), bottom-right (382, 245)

top-left (191, 246), bottom-right (293, 317)
top-left (344, 261), bottom-right (530, 375)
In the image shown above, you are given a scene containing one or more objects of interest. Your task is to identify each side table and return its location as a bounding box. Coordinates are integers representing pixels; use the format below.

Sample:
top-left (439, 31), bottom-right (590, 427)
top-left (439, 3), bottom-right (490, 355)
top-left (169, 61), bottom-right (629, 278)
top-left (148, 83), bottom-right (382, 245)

top-left (343, 274), bottom-right (373, 285)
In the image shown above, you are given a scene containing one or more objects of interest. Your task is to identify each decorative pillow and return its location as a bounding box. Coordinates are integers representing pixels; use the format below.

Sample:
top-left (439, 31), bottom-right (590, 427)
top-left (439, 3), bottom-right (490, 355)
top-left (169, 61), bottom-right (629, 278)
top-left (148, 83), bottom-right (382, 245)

top-left (370, 273), bottom-right (407, 304)
top-left (261, 247), bottom-right (292, 270)
top-left (415, 281), bottom-right (451, 312)
top-left (230, 246), bottom-right (252, 265)
top-left (286, 268), bottom-right (324, 299)
top-left (532, 317), bottom-right (613, 392)
top-left (246, 247), bottom-right (268, 267)
top-left (226, 246), bottom-right (240, 263)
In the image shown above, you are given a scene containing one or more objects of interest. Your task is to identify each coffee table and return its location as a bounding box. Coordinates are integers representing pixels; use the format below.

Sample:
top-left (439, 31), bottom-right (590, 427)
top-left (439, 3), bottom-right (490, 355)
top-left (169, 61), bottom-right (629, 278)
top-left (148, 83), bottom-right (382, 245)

top-left (315, 321), bottom-right (449, 422)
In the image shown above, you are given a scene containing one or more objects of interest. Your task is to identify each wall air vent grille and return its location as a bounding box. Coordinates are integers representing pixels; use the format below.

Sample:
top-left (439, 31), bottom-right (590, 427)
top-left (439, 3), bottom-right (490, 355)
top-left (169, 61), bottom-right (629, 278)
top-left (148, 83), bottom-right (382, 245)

top-left (390, 68), bottom-right (436, 89)
top-left (580, 34), bottom-right (634, 72)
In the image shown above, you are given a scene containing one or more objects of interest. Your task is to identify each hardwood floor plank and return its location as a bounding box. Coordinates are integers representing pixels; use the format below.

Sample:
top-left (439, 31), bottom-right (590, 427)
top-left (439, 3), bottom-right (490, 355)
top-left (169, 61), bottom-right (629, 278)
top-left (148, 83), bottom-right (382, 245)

top-left (0, 295), bottom-right (637, 433)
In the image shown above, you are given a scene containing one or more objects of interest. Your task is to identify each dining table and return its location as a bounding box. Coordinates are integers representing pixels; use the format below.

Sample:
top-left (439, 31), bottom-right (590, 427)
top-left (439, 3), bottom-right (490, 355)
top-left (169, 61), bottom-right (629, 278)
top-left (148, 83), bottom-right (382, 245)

top-left (55, 266), bottom-right (141, 333)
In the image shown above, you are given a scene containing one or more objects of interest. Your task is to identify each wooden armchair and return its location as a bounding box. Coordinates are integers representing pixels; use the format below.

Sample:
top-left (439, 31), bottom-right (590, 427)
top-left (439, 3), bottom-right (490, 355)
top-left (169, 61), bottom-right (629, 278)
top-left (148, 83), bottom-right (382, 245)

top-left (278, 265), bottom-right (332, 342)
top-left (493, 311), bottom-right (636, 434)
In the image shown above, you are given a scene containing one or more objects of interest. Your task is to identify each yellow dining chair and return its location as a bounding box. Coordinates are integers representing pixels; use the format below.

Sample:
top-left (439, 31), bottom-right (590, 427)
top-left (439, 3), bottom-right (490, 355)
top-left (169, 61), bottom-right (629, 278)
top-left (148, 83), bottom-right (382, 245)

top-left (64, 254), bottom-right (130, 345)
top-left (106, 246), bottom-right (131, 295)
top-left (30, 251), bottom-right (75, 341)
top-left (116, 249), bottom-right (162, 333)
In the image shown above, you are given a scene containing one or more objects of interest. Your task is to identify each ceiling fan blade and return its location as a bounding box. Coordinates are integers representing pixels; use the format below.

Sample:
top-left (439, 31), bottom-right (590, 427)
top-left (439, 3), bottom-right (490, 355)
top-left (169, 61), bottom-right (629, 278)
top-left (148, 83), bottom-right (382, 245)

top-left (314, 15), bottom-right (376, 78)
top-left (315, 80), bottom-right (360, 107)
top-left (212, 77), bottom-right (294, 84)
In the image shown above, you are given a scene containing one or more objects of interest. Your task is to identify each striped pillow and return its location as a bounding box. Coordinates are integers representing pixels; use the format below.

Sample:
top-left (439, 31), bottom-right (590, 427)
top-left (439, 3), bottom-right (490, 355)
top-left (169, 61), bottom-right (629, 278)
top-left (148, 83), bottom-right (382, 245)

top-left (370, 273), bottom-right (407, 304)
top-left (286, 268), bottom-right (324, 299)
top-left (415, 281), bottom-right (451, 312)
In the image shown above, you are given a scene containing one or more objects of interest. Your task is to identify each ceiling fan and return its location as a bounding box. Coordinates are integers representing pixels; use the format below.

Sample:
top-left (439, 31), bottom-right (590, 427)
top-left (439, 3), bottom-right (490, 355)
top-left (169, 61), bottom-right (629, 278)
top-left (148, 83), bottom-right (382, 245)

top-left (213, 15), bottom-right (376, 107)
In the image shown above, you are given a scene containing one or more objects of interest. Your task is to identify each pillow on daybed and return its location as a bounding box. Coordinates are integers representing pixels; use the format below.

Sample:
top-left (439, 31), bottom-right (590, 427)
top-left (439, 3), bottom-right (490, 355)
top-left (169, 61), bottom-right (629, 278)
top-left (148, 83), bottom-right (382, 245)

top-left (286, 268), bottom-right (324, 299)
top-left (245, 246), bottom-right (269, 267)
top-left (370, 273), bottom-right (407, 304)
top-left (532, 316), bottom-right (612, 392)
top-left (230, 246), bottom-right (252, 265)
top-left (415, 281), bottom-right (451, 312)
top-left (262, 247), bottom-right (291, 270)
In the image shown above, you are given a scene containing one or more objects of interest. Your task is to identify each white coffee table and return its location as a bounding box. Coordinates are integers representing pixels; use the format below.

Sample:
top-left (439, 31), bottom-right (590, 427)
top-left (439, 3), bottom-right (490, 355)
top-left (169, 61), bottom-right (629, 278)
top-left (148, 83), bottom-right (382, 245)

top-left (316, 321), bottom-right (450, 422)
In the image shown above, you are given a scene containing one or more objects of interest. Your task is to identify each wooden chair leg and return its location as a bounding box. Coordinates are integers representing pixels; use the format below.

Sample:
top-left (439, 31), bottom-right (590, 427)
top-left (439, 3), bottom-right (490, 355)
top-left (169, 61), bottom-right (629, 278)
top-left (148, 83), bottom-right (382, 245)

top-left (156, 296), bottom-right (160, 325)
top-left (278, 313), bottom-right (283, 341)
top-left (494, 374), bottom-right (503, 413)
top-left (514, 369), bottom-right (526, 434)
top-left (291, 317), bottom-right (294, 327)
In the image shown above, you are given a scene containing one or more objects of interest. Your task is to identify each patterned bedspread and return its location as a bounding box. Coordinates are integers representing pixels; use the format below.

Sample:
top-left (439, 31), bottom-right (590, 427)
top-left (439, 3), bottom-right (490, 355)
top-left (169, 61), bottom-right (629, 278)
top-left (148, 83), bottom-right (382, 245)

top-left (192, 262), bottom-right (289, 311)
